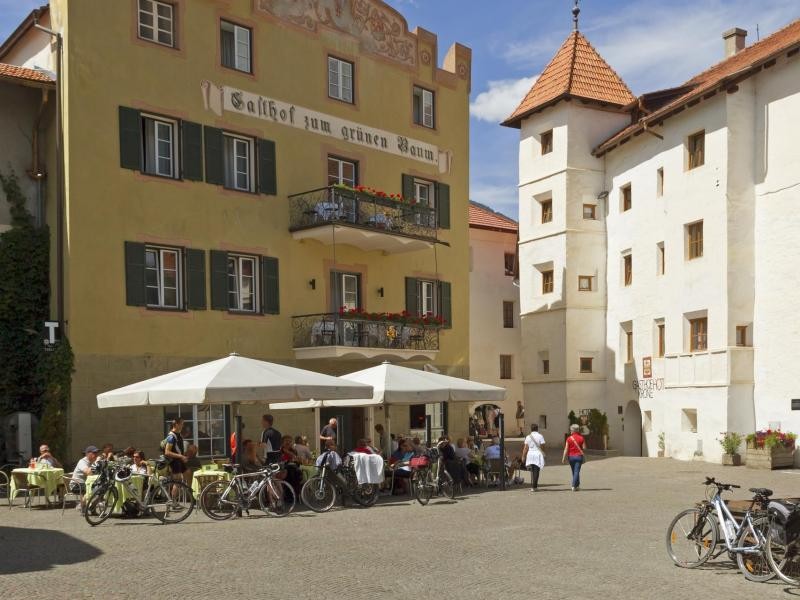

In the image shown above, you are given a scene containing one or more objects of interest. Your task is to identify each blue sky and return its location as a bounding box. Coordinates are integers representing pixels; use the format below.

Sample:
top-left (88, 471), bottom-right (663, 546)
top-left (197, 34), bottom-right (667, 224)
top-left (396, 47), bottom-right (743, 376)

top-left (2, 0), bottom-right (798, 219)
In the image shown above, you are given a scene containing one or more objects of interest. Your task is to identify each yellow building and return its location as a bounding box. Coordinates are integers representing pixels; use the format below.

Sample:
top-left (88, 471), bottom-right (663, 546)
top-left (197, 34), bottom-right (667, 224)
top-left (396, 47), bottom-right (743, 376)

top-left (2, 1), bottom-right (472, 458)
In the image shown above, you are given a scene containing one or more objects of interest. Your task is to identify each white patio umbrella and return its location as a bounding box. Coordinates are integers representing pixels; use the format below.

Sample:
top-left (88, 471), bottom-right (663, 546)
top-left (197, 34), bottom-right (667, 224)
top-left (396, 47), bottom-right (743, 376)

top-left (96, 354), bottom-right (373, 408)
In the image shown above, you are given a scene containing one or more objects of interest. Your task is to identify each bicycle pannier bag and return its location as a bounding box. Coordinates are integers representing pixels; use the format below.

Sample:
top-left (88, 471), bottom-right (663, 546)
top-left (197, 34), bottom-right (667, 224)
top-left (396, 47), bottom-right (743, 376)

top-left (409, 456), bottom-right (430, 469)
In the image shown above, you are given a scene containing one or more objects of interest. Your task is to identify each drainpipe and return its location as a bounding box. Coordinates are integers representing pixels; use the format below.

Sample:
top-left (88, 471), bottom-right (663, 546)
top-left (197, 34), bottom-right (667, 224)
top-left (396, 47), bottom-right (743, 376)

top-left (27, 88), bottom-right (50, 228)
top-left (34, 14), bottom-right (64, 329)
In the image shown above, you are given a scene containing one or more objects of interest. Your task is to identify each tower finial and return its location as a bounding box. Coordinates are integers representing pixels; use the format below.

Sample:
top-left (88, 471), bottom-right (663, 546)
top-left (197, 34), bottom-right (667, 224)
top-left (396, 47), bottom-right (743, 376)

top-left (572, 0), bottom-right (580, 31)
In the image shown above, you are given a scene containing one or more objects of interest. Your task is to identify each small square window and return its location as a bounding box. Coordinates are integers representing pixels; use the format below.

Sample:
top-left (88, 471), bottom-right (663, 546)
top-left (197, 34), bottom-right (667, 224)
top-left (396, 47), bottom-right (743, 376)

top-left (687, 221), bottom-right (703, 260)
top-left (736, 325), bottom-right (748, 347)
top-left (621, 184), bottom-right (632, 212)
top-left (328, 56), bottom-right (354, 103)
top-left (541, 200), bottom-right (552, 224)
top-left (500, 355), bottom-right (512, 380)
top-left (327, 156), bottom-right (358, 187)
top-left (542, 270), bottom-right (554, 294)
top-left (504, 253), bottom-right (515, 276)
top-left (580, 357), bottom-right (593, 373)
top-left (623, 254), bottom-right (632, 286)
top-left (540, 130), bottom-right (553, 155)
top-left (688, 131), bottom-right (705, 169)
top-left (221, 20), bottom-right (251, 73)
top-left (542, 359), bottom-right (550, 375)
top-left (681, 408), bottom-right (698, 433)
top-left (503, 301), bottom-right (514, 328)
top-left (578, 276), bottom-right (592, 291)
top-left (413, 86), bottom-right (435, 128)
top-left (656, 167), bottom-right (664, 197)
top-left (539, 415), bottom-right (548, 429)
top-left (138, 0), bottom-right (175, 47)
top-left (690, 317), bottom-right (708, 352)
top-left (582, 204), bottom-right (596, 220)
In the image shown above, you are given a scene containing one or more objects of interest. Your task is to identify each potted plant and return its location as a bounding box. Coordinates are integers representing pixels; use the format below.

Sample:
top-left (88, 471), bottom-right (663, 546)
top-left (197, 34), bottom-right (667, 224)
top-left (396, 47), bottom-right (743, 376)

top-left (657, 432), bottom-right (665, 458)
top-left (718, 432), bottom-right (743, 466)
top-left (745, 429), bottom-right (796, 469)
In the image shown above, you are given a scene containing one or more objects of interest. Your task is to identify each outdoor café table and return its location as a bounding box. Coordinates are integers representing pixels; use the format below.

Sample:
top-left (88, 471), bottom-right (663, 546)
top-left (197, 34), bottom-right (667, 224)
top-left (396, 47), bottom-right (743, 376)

top-left (191, 469), bottom-right (232, 496)
top-left (10, 466), bottom-right (64, 506)
top-left (85, 473), bottom-right (143, 514)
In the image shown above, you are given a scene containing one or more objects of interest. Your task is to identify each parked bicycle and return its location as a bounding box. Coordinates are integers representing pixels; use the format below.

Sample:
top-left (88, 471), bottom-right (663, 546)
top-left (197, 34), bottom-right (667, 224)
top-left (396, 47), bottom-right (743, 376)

top-left (766, 498), bottom-right (800, 585)
top-left (199, 462), bottom-right (295, 520)
top-left (665, 476), bottom-right (774, 581)
top-left (301, 453), bottom-right (379, 513)
top-left (84, 459), bottom-right (195, 526)
top-left (410, 441), bottom-right (455, 506)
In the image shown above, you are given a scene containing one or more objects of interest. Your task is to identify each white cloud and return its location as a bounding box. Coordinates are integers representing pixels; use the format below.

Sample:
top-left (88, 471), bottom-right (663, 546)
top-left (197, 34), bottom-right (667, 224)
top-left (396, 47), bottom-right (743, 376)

top-left (469, 181), bottom-right (520, 221)
top-left (469, 76), bottom-right (537, 123)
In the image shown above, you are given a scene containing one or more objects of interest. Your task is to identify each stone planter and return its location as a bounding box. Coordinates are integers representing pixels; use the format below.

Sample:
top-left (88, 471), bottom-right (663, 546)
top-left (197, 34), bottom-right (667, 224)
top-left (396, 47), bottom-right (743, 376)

top-left (746, 446), bottom-right (795, 469)
top-left (722, 453), bottom-right (741, 466)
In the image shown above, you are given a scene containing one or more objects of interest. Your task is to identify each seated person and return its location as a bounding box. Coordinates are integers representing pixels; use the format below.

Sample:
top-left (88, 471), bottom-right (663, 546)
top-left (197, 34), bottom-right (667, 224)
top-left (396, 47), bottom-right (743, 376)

top-left (390, 437), bottom-right (407, 462)
top-left (100, 443), bottom-right (114, 461)
top-left (412, 437), bottom-right (425, 455)
top-left (293, 436), bottom-right (313, 465)
top-left (36, 444), bottom-right (62, 468)
top-left (484, 437), bottom-right (502, 460)
top-left (352, 438), bottom-right (373, 454)
top-left (455, 438), bottom-right (481, 482)
top-left (71, 445), bottom-right (99, 511)
top-left (390, 434), bottom-right (399, 454)
top-left (316, 440), bottom-right (342, 470)
top-left (439, 436), bottom-right (470, 487)
top-left (240, 439), bottom-right (263, 474)
top-left (280, 435), bottom-right (303, 492)
top-left (390, 440), bottom-right (415, 494)
top-left (131, 450), bottom-right (149, 475)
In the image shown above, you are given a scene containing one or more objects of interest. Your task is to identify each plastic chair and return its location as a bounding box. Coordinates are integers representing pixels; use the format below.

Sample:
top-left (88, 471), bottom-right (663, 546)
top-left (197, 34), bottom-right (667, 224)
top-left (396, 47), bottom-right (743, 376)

top-left (10, 471), bottom-right (43, 509)
top-left (60, 475), bottom-right (84, 515)
top-left (0, 470), bottom-right (9, 506)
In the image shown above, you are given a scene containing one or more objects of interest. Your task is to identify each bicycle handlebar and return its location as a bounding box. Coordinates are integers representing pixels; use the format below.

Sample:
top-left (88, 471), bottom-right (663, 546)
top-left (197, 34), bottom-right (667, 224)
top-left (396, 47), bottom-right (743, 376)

top-left (704, 476), bottom-right (740, 490)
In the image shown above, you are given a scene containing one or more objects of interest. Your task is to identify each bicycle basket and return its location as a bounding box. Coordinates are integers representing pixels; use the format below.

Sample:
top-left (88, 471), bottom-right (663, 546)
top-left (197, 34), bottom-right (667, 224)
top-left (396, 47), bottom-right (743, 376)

top-left (409, 456), bottom-right (430, 470)
top-left (114, 467), bottom-right (132, 482)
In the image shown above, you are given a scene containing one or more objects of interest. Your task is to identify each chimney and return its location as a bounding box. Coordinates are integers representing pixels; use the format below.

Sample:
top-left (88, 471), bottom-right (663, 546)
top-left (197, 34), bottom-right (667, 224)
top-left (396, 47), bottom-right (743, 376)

top-left (723, 28), bottom-right (747, 57)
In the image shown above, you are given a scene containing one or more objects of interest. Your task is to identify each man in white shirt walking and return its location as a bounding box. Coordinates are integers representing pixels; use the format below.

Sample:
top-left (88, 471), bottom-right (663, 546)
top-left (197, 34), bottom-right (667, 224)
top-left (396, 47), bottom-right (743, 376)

top-left (520, 424), bottom-right (545, 492)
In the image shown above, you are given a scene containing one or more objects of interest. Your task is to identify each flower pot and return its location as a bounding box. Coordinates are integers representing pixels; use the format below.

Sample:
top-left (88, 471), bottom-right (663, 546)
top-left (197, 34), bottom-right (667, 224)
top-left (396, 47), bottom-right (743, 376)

top-left (746, 446), bottom-right (795, 469)
top-left (722, 453), bottom-right (741, 466)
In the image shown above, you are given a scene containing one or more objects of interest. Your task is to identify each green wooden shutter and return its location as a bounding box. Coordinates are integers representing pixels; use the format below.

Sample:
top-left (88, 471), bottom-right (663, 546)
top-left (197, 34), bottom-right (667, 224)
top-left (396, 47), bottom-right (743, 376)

top-left (401, 174), bottom-right (414, 201)
top-left (405, 277), bottom-right (419, 316)
top-left (119, 106), bottom-right (141, 170)
top-left (181, 121), bottom-right (203, 181)
top-left (210, 250), bottom-right (229, 310)
top-left (261, 256), bottom-right (280, 314)
top-left (435, 182), bottom-right (450, 229)
top-left (257, 138), bottom-right (277, 195)
top-left (124, 241), bottom-right (146, 306)
top-left (204, 126), bottom-right (224, 185)
top-left (185, 248), bottom-right (206, 310)
top-left (439, 280), bottom-right (452, 329)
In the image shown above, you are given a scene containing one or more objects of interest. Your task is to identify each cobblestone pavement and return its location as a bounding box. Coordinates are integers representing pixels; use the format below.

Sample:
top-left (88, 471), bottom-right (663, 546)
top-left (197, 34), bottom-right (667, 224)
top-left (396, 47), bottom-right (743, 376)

top-left (3, 456), bottom-right (800, 599)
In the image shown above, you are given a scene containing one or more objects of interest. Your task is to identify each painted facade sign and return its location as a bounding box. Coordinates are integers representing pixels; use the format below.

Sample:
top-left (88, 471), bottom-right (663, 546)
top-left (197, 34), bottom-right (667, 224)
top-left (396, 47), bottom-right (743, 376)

top-left (642, 356), bottom-right (652, 378)
top-left (633, 378), bottom-right (664, 399)
top-left (201, 81), bottom-right (450, 172)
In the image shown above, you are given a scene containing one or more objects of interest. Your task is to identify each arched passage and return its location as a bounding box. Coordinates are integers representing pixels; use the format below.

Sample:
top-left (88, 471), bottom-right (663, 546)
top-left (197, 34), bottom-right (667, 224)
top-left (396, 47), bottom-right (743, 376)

top-left (624, 401), bottom-right (643, 457)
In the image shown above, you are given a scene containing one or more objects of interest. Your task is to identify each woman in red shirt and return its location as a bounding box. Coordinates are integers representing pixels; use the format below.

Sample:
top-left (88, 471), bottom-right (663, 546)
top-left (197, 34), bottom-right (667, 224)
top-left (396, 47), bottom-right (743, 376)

top-left (562, 424), bottom-right (586, 491)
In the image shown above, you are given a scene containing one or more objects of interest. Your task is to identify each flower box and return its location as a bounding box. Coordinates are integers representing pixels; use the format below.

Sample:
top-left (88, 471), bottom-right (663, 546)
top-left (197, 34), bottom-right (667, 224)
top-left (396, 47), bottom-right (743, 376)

top-left (746, 446), bottom-right (795, 469)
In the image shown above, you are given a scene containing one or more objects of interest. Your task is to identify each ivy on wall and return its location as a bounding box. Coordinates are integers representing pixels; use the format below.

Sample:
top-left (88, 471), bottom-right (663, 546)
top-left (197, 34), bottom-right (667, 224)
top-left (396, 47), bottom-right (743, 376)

top-left (0, 170), bottom-right (73, 455)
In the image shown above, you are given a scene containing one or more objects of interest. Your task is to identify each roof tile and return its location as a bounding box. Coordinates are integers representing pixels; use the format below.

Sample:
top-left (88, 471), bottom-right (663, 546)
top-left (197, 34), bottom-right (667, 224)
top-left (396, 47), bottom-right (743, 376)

top-left (469, 202), bottom-right (518, 232)
top-left (0, 62), bottom-right (53, 84)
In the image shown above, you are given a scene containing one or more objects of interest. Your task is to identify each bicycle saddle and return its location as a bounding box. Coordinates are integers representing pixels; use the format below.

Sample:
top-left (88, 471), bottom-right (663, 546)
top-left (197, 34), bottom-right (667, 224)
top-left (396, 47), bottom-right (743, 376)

top-left (749, 487), bottom-right (773, 497)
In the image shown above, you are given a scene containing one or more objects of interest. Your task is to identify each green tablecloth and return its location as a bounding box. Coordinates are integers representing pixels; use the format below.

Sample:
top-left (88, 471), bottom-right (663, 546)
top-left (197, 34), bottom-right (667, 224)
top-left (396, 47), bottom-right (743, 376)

top-left (10, 467), bottom-right (64, 503)
top-left (191, 470), bottom-right (231, 495)
top-left (85, 474), bottom-right (143, 514)
top-left (300, 465), bottom-right (317, 482)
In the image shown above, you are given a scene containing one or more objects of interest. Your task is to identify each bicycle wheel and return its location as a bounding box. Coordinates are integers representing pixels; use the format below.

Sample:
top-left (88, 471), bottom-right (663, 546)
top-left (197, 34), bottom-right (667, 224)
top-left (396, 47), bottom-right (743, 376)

top-left (413, 469), bottom-right (433, 506)
top-left (766, 527), bottom-right (800, 585)
top-left (300, 476), bottom-right (336, 513)
top-left (84, 485), bottom-right (118, 526)
top-left (259, 479), bottom-right (295, 517)
top-left (199, 480), bottom-right (239, 521)
top-left (438, 471), bottom-right (455, 500)
top-left (150, 479), bottom-right (194, 524)
top-left (666, 508), bottom-right (718, 567)
top-left (352, 483), bottom-right (380, 507)
top-left (736, 515), bottom-right (775, 582)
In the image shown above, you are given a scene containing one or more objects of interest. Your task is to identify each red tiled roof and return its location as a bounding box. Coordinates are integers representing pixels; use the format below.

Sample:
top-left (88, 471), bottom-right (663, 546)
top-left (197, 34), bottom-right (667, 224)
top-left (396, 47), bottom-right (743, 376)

top-left (469, 202), bottom-right (518, 232)
top-left (0, 62), bottom-right (54, 84)
top-left (502, 31), bottom-right (635, 127)
top-left (595, 18), bottom-right (800, 155)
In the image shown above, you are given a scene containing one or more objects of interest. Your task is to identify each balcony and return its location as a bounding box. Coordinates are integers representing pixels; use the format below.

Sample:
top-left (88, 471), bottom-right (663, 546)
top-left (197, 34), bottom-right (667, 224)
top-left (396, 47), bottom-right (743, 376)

top-left (291, 313), bottom-right (441, 361)
top-left (288, 186), bottom-right (438, 254)
top-left (663, 347), bottom-right (754, 388)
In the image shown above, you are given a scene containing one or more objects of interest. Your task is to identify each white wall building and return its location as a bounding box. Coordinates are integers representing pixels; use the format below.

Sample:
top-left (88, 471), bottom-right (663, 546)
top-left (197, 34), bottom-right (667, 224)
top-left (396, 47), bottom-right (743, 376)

top-left (468, 202), bottom-right (524, 435)
top-left (505, 19), bottom-right (800, 463)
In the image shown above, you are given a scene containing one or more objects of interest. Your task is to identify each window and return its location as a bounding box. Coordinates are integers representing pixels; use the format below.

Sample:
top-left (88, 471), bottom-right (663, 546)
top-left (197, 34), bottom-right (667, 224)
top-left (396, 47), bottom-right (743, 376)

top-left (413, 179), bottom-right (436, 227)
top-left (327, 156), bottom-right (357, 187)
top-left (542, 270), bottom-right (554, 294)
top-left (330, 272), bottom-right (360, 311)
top-left (503, 301), bottom-right (514, 328)
top-left (413, 86), bottom-right (434, 128)
top-left (419, 280), bottom-right (437, 316)
top-left (223, 133), bottom-right (254, 192)
top-left (539, 415), bottom-right (548, 429)
top-left (621, 184), bottom-right (632, 212)
top-left (690, 317), bottom-right (708, 352)
top-left (542, 359), bottom-right (550, 375)
top-left (540, 129), bottom-right (553, 155)
top-left (504, 253), bottom-right (515, 276)
top-left (657, 242), bottom-right (665, 275)
top-left (328, 56), bottom-right (354, 103)
top-left (688, 131), bottom-right (705, 169)
top-left (227, 255), bottom-right (258, 312)
top-left (164, 405), bottom-right (228, 457)
top-left (656, 168), bottom-right (664, 197)
top-left (142, 115), bottom-right (177, 178)
top-left (541, 200), bottom-right (552, 224)
top-left (643, 411), bottom-right (652, 433)
top-left (221, 20), bottom-right (251, 73)
top-left (681, 408), bottom-right (698, 433)
top-left (623, 254), bottom-right (632, 286)
top-left (687, 221), bottom-right (703, 260)
top-left (583, 204), bottom-right (596, 220)
top-left (138, 0), bottom-right (174, 47)
top-left (145, 246), bottom-right (181, 308)
top-left (736, 325), bottom-right (748, 347)
top-left (500, 355), bottom-right (513, 380)
top-left (580, 357), bottom-right (593, 373)
top-left (578, 276), bottom-right (592, 291)
top-left (657, 323), bottom-right (665, 357)
top-left (626, 330), bottom-right (633, 363)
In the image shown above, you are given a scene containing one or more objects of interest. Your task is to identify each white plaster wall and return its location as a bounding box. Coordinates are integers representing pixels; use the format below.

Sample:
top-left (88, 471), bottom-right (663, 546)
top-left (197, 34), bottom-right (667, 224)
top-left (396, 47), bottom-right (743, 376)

top-left (3, 11), bottom-right (54, 72)
top-left (468, 226), bottom-right (523, 425)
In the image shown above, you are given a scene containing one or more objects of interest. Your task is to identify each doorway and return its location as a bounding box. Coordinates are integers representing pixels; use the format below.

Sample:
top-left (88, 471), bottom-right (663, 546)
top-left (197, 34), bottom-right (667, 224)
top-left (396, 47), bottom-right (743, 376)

top-left (623, 401), bottom-right (643, 456)
top-left (320, 406), bottom-right (365, 453)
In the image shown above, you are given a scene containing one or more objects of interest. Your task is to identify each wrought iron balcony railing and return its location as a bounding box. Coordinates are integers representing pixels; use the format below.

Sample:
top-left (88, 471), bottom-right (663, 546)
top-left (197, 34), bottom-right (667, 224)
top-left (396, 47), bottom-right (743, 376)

top-left (292, 313), bottom-right (440, 352)
top-left (288, 186), bottom-right (438, 242)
